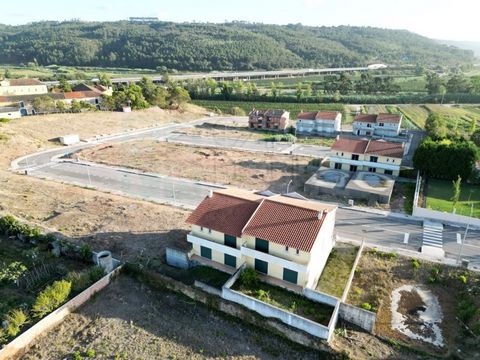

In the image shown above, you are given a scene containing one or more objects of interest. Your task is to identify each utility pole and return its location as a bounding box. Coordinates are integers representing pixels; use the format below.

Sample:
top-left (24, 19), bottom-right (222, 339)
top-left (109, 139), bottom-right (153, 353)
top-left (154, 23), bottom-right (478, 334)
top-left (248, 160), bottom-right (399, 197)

top-left (286, 179), bottom-right (293, 194)
top-left (457, 204), bottom-right (474, 265)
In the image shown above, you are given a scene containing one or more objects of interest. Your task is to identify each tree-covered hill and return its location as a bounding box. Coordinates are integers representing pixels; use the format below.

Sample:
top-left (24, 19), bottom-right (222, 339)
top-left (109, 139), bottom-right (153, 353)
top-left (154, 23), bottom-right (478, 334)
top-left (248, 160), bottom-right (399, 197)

top-left (0, 21), bottom-right (474, 71)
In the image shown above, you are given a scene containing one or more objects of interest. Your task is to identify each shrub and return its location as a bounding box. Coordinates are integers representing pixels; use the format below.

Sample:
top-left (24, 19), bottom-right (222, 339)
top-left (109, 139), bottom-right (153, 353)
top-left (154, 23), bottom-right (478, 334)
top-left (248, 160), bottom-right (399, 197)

top-left (411, 259), bottom-right (420, 270)
top-left (32, 280), bottom-right (72, 318)
top-left (239, 267), bottom-right (259, 288)
top-left (0, 261), bottom-right (27, 283)
top-left (458, 275), bottom-right (468, 284)
top-left (78, 244), bottom-right (93, 263)
top-left (5, 309), bottom-right (28, 337)
top-left (308, 158), bottom-right (321, 167)
top-left (263, 134), bottom-right (296, 142)
top-left (0, 118), bottom-right (10, 123)
top-left (0, 215), bottom-right (21, 235)
top-left (256, 289), bottom-right (270, 302)
top-left (458, 299), bottom-right (477, 323)
top-left (66, 271), bottom-right (91, 293)
top-left (85, 349), bottom-right (96, 358)
top-left (73, 350), bottom-right (82, 360)
top-left (88, 266), bottom-right (105, 283)
top-left (361, 302), bottom-right (372, 311)
top-left (229, 106), bottom-right (246, 116)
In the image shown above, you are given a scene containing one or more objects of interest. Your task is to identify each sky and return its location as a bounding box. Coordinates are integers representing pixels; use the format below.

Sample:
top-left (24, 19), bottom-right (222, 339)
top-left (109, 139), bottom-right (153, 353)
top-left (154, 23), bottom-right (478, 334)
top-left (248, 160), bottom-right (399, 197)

top-left (1, 0), bottom-right (479, 41)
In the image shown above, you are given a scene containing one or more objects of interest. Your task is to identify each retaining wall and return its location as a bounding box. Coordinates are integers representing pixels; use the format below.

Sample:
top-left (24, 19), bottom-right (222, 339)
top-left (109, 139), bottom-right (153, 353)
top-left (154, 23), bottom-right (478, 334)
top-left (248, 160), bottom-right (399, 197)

top-left (338, 303), bottom-right (376, 333)
top-left (0, 266), bottom-right (123, 360)
top-left (222, 287), bottom-right (331, 339)
top-left (194, 280), bottom-right (222, 296)
top-left (302, 288), bottom-right (339, 307)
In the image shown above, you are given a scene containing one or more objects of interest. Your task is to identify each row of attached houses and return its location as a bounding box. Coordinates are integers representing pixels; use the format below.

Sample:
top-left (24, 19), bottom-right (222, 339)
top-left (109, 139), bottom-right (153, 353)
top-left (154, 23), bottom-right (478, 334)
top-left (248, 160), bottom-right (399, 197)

top-left (0, 78), bottom-right (48, 96)
top-left (329, 137), bottom-right (404, 176)
top-left (352, 113), bottom-right (402, 137)
top-left (296, 111), bottom-right (342, 134)
top-left (186, 188), bottom-right (337, 289)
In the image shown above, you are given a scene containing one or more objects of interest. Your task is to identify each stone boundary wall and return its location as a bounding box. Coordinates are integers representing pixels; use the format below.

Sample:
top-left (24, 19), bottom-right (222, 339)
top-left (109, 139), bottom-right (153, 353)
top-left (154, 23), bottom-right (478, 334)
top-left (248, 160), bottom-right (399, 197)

top-left (338, 303), bottom-right (376, 333)
top-left (194, 280), bottom-right (222, 296)
top-left (302, 288), bottom-right (339, 307)
top-left (0, 265), bottom-right (123, 360)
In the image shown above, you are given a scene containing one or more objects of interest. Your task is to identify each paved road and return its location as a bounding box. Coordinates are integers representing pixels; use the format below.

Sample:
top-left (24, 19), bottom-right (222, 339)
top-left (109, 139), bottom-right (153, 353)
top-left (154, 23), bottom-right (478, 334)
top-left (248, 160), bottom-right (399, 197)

top-left (12, 117), bottom-right (480, 266)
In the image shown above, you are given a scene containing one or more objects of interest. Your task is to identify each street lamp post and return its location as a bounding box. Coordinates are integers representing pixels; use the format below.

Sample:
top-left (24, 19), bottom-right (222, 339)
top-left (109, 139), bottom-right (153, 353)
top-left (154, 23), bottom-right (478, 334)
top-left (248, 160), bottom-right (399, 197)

top-left (457, 203), bottom-right (474, 265)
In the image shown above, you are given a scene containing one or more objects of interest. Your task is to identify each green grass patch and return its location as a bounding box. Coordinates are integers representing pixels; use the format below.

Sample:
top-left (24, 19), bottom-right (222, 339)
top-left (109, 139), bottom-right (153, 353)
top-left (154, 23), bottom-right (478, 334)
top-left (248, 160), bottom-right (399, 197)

top-left (233, 272), bottom-right (333, 325)
top-left (192, 100), bottom-right (345, 120)
top-left (189, 266), bottom-right (231, 289)
top-left (425, 179), bottom-right (480, 218)
top-left (316, 244), bottom-right (358, 298)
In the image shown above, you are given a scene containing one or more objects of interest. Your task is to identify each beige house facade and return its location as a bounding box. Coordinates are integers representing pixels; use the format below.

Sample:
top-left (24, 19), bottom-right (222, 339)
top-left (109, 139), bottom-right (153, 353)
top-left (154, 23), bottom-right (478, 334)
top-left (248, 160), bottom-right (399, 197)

top-left (0, 79), bottom-right (48, 97)
top-left (186, 188), bottom-right (337, 289)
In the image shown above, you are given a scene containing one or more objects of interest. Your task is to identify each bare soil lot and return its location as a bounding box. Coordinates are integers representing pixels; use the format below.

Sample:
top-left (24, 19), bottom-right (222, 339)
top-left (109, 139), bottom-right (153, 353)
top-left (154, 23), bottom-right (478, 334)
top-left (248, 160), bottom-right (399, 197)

top-left (22, 275), bottom-right (328, 360)
top-left (78, 141), bottom-right (315, 193)
top-left (347, 249), bottom-right (480, 358)
top-left (0, 108), bottom-right (204, 260)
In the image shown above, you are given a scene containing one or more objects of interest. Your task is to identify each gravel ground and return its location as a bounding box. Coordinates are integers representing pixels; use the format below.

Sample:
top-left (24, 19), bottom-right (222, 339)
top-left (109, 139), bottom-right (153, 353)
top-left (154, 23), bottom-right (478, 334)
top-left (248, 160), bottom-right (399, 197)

top-left (22, 275), bottom-right (331, 360)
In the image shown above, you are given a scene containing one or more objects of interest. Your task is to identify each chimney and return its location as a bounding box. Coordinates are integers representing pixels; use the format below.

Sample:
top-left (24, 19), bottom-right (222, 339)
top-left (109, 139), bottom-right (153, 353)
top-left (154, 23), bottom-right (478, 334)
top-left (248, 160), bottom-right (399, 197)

top-left (208, 190), bottom-right (213, 198)
top-left (317, 211), bottom-right (322, 220)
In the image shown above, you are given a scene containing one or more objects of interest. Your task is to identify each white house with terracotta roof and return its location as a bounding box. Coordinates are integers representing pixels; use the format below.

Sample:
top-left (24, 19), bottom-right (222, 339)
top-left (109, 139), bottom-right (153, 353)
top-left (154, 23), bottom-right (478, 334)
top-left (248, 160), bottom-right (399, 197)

top-left (0, 79), bottom-right (48, 97)
top-left (353, 113), bottom-right (402, 137)
top-left (186, 188), bottom-right (337, 288)
top-left (329, 137), bottom-right (404, 176)
top-left (296, 111), bottom-right (342, 135)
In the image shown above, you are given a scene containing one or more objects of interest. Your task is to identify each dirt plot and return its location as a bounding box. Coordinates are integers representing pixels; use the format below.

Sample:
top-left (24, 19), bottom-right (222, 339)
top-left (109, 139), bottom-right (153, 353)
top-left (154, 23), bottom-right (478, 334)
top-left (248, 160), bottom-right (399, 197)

top-left (79, 141), bottom-right (315, 193)
top-left (0, 108), bottom-right (205, 261)
top-left (173, 121), bottom-right (268, 141)
top-left (22, 275), bottom-right (328, 360)
top-left (347, 249), bottom-right (480, 358)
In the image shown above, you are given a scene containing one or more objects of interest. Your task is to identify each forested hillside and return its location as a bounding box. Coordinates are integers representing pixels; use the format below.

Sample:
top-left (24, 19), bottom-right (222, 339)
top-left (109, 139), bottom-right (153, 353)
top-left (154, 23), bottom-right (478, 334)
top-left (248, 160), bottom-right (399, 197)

top-left (0, 21), bottom-right (474, 71)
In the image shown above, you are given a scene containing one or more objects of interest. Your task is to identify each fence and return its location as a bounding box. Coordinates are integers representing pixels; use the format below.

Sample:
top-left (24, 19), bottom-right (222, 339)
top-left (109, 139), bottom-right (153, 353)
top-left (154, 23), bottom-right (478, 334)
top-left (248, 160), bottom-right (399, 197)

top-left (0, 265), bottom-right (122, 360)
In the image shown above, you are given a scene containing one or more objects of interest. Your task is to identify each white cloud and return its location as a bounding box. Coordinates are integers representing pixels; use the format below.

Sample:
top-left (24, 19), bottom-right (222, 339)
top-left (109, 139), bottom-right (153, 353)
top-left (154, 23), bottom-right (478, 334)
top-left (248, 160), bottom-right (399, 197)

top-left (304, 0), bottom-right (324, 8)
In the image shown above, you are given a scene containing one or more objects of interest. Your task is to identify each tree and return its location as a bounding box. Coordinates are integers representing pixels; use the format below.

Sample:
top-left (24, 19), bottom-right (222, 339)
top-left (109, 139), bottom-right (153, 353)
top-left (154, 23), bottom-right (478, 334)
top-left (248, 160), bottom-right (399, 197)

top-left (98, 73), bottom-right (111, 87)
top-left (333, 90), bottom-right (341, 102)
top-left (295, 82), bottom-right (303, 102)
top-left (469, 119), bottom-right (477, 136)
top-left (139, 77), bottom-right (157, 103)
top-left (32, 96), bottom-right (56, 113)
top-left (55, 100), bottom-right (66, 112)
top-left (220, 82), bottom-right (233, 100)
top-left (451, 175), bottom-right (462, 211)
top-left (232, 80), bottom-right (244, 96)
top-left (425, 113), bottom-right (447, 140)
top-left (270, 82), bottom-right (278, 100)
top-left (70, 99), bottom-right (82, 113)
top-left (425, 71), bottom-right (444, 95)
top-left (58, 77), bottom-right (72, 92)
top-left (303, 83), bottom-right (313, 99)
top-left (169, 86), bottom-right (191, 107)
top-left (446, 74), bottom-right (472, 93)
top-left (470, 126), bottom-right (480, 145)
top-left (4, 68), bottom-right (11, 79)
top-left (438, 85), bottom-right (446, 104)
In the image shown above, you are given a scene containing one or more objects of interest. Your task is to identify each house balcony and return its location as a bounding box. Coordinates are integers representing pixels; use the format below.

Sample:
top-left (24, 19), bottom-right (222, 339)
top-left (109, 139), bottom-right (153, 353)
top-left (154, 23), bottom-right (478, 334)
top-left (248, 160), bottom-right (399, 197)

top-left (240, 246), bottom-right (308, 273)
top-left (329, 156), bottom-right (400, 171)
top-left (187, 234), bottom-right (241, 258)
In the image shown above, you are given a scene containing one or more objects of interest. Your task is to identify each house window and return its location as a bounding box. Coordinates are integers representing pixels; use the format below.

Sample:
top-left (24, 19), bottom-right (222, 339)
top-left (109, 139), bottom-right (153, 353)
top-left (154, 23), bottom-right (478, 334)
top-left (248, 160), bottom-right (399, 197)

top-left (224, 234), bottom-right (237, 248)
top-left (200, 246), bottom-right (212, 260)
top-left (350, 165), bottom-right (358, 172)
top-left (200, 226), bottom-right (203, 231)
top-left (283, 268), bottom-right (298, 284)
top-left (368, 167), bottom-right (377, 173)
top-left (385, 170), bottom-right (393, 175)
top-left (341, 153), bottom-right (344, 156)
top-left (296, 249), bottom-right (300, 256)
top-left (379, 123), bottom-right (384, 127)
top-left (208, 229), bottom-right (212, 234)
top-left (334, 163), bottom-right (342, 170)
top-left (370, 156), bottom-right (378, 163)
top-left (285, 246), bottom-right (289, 252)
top-left (351, 154), bottom-right (359, 161)
top-left (255, 238), bottom-right (269, 254)
top-left (224, 254), bottom-right (236, 268)
top-left (367, 124), bottom-right (372, 128)
top-left (391, 159), bottom-right (395, 163)
top-left (255, 259), bottom-right (268, 274)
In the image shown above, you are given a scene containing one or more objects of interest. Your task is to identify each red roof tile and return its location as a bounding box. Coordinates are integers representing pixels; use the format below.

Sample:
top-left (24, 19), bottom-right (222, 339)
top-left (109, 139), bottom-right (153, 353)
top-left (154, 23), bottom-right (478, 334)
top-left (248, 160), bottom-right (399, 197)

top-left (332, 137), bottom-right (404, 158)
top-left (354, 114), bottom-right (377, 123)
top-left (298, 111), bottom-right (339, 121)
top-left (243, 199), bottom-right (327, 252)
top-left (186, 192), bottom-right (261, 237)
top-left (64, 91), bottom-right (101, 99)
top-left (6, 78), bottom-right (44, 86)
top-left (377, 113), bottom-right (402, 123)
top-left (297, 111), bottom-right (317, 120)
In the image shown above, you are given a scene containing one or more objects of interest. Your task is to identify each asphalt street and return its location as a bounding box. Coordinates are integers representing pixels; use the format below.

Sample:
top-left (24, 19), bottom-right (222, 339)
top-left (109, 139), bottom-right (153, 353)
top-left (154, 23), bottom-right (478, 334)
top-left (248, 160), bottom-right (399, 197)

top-left (12, 116), bottom-right (480, 266)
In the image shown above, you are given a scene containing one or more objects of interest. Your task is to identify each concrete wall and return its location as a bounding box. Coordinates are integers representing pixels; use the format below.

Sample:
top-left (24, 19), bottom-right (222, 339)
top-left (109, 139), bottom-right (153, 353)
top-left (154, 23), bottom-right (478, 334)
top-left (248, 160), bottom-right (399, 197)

top-left (194, 280), bottom-right (222, 296)
top-left (166, 247), bottom-right (190, 269)
top-left (339, 303), bottom-right (376, 333)
top-left (413, 206), bottom-right (480, 229)
top-left (222, 286), bottom-right (331, 339)
top-left (302, 288), bottom-right (339, 307)
top-left (0, 265), bottom-right (122, 360)
top-left (0, 110), bottom-right (21, 119)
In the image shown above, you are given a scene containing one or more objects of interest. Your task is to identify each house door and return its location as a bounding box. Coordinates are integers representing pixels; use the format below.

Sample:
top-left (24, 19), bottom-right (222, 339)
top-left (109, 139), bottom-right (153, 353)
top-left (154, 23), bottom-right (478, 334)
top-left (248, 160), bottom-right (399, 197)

top-left (283, 268), bottom-right (298, 284)
top-left (224, 254), bottom-right (236, 268)
top-left (255, 259), bottom-right (268, 274)
top-left (200, 246), bottom-right (212, 260)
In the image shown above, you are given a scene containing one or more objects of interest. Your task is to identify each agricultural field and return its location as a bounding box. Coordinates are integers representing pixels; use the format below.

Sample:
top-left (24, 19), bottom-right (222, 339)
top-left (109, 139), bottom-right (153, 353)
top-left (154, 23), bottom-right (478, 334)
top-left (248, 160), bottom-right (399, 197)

top-left (425, 179), bottom-right (480, 219)
top-left (396, 104), bottom-right (430, 128)
top-left (22, 274), bottom-right (330, 360)
top-left (347, 249), bottom-right (480, 358)
top-left (424, 104), bottom-right (479, 134)
top-left (78, 141), bottom-right (316, 194)
top-left (192, 100), bottom-right (346, 119)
